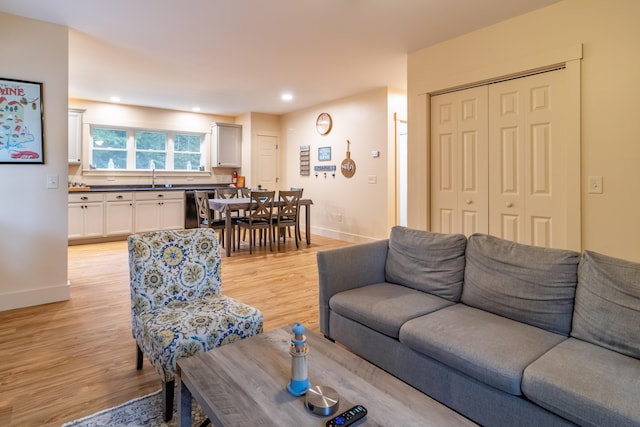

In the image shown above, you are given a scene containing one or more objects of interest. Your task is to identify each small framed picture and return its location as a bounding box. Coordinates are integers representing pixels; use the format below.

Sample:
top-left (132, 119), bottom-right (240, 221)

top-left (0, 78), bottom-right (45, 164)
top-left (318, 146), bottom-right (331, 161)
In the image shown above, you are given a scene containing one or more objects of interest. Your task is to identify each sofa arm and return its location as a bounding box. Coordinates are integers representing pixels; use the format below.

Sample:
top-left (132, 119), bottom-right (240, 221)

top-left (317, 239), bottom-right (389, 336)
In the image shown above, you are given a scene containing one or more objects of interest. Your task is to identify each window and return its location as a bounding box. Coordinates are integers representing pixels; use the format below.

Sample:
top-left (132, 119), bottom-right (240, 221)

top-left (90, 126), bottom-right (204, 171)
top-left (174, 133), bottom-right (202, 170)
top-left (136, 131), bottom-right (167, 170)
top-left (92, 127), bottom-right (127, 169)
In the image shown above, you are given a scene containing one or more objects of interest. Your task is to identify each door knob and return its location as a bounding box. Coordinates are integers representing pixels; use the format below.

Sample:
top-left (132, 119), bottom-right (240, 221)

top-left (506, 202), bottom-right (513, 208)
top-left (465, 200), bottom-right (473, 205)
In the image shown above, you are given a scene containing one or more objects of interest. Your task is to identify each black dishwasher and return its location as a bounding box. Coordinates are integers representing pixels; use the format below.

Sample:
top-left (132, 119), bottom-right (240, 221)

top-left (184, 189), bottom-right (217, 229)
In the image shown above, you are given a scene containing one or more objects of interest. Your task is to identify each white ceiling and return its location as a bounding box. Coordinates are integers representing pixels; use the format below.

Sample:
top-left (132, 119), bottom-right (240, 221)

top-left (1, 0), bottom-right (560, 116)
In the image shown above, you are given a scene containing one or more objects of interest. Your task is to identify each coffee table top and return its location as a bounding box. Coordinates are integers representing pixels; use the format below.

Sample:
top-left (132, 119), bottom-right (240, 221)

top-left (177, 325), bottom-right (477, 426)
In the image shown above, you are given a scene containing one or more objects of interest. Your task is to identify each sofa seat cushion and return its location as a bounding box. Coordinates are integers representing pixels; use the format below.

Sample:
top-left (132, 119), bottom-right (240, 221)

top-left (523, 338), bottom-right (640, 427)
top-left (329, 283), bottom-right (454, 339)
top-left (462, 233), bottom-right (580, 335)
top-left (572, 250), bottom-right (640, 359)
top-left (399, 303), bottom-right (567, 396)
top-left (385, 226), bottom-right (467, 302)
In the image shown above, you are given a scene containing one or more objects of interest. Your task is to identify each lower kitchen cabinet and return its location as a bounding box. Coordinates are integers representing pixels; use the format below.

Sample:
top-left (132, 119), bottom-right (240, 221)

top-left (105, 192), bottom-right (134, 236)
top-left (134, 191), bottom-right (185, 233)
top-left (68, 193), bottom-right (105, 239)
top-left (69, 190), bottom-right (185, 241)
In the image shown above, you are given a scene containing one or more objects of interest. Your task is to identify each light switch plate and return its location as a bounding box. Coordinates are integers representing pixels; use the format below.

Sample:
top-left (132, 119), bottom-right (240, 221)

top-left (46, 174), bottom-right (59, 189)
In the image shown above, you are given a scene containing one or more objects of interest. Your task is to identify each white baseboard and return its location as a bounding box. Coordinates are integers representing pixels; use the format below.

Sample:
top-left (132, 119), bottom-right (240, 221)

top-left (0, 282), bottom-right (70, 312)
top-left (311, 226), bottom-right (378, 244)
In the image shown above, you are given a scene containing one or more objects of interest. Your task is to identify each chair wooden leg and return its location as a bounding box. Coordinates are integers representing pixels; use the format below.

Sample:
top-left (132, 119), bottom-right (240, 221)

top-left (163, 379), bottom-right (175, 421)
top-left (136, 344), bottom-right (143, 370)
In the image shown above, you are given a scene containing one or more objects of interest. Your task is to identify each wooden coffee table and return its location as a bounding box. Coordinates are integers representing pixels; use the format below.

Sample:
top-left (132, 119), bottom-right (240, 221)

top-left (177, 325), bottom-right (477, 426)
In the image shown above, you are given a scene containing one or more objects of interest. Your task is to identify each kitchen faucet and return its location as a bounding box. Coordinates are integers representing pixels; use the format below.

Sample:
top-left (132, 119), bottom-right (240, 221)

top-left (151, 160), bottom-right (156, 188)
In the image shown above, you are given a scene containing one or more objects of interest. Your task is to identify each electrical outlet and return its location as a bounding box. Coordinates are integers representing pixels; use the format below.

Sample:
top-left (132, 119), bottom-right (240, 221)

top-left (588, 176), bottom-right (603, 194)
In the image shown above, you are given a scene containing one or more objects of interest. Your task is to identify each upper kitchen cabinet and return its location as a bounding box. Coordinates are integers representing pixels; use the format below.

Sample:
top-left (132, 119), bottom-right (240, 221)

top-left (211, 122), bottom-right (242, 168)
top-left (68, 108), bottom-right (85, 165)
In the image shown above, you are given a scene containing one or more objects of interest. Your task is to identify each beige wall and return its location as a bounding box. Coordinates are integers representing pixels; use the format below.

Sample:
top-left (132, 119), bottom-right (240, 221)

top-left (68, 99), bottom-right (238, 187)
top-left (281, 87), bottom-right (405, 242)
top-left (0, 13), bottom-right (69, 310)
top-left (408, 0), bottom-right (640, 261)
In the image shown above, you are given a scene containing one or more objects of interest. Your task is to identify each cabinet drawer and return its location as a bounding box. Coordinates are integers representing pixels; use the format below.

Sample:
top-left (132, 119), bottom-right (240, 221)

top-left (134, 191), bottom-right (184, 201)
top-left (105, 192), bottom-right (133, 202)
top-left (68, 193), bottom-right (104, 203)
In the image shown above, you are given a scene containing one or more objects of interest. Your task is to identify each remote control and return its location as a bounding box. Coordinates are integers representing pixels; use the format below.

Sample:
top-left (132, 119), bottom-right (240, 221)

top-left (326, 405), bottom-right (367, 427)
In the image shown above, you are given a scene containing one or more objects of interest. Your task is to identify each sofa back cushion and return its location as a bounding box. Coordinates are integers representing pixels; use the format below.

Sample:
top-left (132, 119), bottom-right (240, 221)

top-left (572, 250), bottom-right (640, 359)
top-left (461, 234), bottom-right (580, 335)
top-left (385, 226), bottom-right (466, 302)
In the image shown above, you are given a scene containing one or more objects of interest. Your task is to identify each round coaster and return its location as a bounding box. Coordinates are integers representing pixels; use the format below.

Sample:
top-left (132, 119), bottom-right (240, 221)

top-left (305, 385), bottom-right (340, 416)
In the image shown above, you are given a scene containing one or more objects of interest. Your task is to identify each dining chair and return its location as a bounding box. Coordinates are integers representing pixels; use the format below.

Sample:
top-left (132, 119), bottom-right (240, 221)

top-left (235, 190), bottom-right (275, 254)
top-left (215, 187), bottom-right (244, 246)
top-left (216, 187), bottom-right (240, 199)
top-left (128, 228), bottom-right (263, 421)
top-left (239, 187), bottom-right (251, 198)
top-left (194, 191), bottom-right (227, 248)
top-left (289, 187), bottom-right (304, 241)
top-left (274, 189), bottom-right (302, 250)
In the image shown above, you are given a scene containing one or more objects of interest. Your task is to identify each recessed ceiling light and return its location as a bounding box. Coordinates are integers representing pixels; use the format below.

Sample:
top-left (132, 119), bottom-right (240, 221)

top-left (192, 107), bottom-right (201, 112)
top-left (110, 96), bottom-right (121, 103)
top-left (281, 93), bottom-right (293, 101)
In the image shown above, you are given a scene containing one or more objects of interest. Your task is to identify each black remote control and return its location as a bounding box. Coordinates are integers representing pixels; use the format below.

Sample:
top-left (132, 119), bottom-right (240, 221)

top-left (326, 405), bottom-right (367, 427)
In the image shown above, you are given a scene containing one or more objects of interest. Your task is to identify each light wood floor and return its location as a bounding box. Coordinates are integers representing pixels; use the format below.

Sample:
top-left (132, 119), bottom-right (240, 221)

top-left (0, 233), bottom-right (351, 427)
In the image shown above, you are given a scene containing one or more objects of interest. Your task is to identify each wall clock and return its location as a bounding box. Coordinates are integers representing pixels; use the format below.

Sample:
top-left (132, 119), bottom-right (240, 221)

top-left (316, 113), bottom-right (332, 135)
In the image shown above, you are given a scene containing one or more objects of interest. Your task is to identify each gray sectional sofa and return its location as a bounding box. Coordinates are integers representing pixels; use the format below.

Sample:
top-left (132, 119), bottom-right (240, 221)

top-left (317, 226), bottom-right (640, 427)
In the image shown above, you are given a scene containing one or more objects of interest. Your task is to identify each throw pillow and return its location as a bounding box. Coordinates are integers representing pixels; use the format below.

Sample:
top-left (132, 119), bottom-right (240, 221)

top-left (572, 250), bottom-right (640, 359)
top-left (461, 234), bottom-right (580, 335)
top-left (385, 226), bottom-right (466, 302)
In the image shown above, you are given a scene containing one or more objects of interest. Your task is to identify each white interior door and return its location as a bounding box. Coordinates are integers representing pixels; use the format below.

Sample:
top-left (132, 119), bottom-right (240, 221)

top-left (430, 68), bottom-right (573, 249)
top-left (255, 134), bottom-right (278, 190)
top-left (488, 69), bottom-right (567, 248)
top-left (430, 85), bottom-right (489, 235)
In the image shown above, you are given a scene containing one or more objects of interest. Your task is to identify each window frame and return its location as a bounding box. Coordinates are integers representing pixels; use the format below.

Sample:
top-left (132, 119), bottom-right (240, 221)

top-left (88, 125), bottom-right (206, 173)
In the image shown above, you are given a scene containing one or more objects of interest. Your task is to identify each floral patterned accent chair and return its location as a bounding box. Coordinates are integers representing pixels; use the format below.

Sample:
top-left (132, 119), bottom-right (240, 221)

top-left (128, 228), bottom-right (263, 421)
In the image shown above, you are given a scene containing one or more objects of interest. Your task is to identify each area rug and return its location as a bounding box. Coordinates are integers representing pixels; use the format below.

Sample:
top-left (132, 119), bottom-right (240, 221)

top-left (61, 389), bottom-right (207, 427)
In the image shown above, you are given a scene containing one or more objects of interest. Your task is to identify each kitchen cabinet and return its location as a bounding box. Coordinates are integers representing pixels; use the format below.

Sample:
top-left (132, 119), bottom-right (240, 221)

top-left (212, 122), bottom-right (242, 167)
top-left (105, 192), bottom-right (134, 236)
top-left (134, 191), bottom-right (185, 233)
top-left (68, 108), bottom-right (85, 164)
top-left (68, 193), bottom-right (104, 239)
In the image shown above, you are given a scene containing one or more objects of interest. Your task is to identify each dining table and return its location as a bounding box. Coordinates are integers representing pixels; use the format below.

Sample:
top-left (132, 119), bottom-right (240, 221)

top-left (209, 197), bottom-right (313, 256)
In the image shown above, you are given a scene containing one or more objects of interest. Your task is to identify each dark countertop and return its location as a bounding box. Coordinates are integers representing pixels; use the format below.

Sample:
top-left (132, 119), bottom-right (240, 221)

top-left (69, 184), bottom-right (234, 193)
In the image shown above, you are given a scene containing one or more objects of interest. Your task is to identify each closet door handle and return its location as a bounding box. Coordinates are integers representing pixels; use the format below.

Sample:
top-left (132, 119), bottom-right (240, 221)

top-left (506, 202), bottom-right (513, 208)
top-left (465, 200), bottom-right (473, 205)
